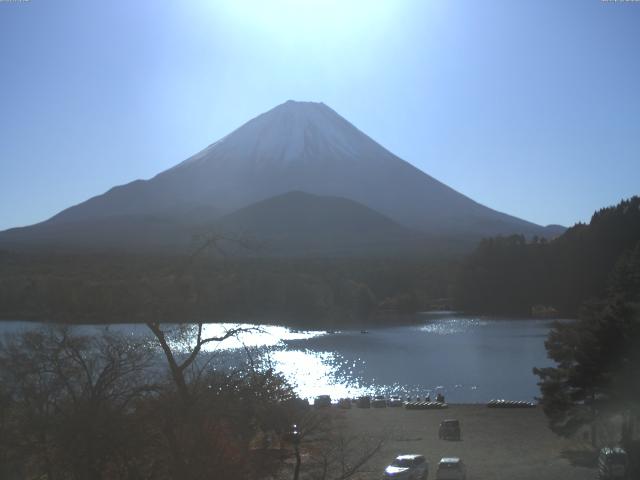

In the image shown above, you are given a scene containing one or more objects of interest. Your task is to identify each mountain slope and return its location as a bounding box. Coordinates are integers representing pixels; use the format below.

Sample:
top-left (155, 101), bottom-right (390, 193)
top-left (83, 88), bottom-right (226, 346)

top-left (0, 100), bottom-right (563, 253)
top-left (0, 213), bottom-right (198, 253)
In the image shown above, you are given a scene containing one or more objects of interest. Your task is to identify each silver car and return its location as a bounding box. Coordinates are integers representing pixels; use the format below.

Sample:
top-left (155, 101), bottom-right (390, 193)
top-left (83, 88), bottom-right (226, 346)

top-left (383, 454), bottom-right (428, 479)
top-left (435, 457), bottom-right (466, 480)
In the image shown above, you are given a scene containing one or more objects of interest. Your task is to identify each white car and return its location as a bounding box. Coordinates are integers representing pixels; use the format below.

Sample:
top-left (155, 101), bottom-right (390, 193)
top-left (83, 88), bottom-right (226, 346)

top-left (383, 454), bottom-right (428, 479)
top-left (435, 457), bottom-right (466, 480)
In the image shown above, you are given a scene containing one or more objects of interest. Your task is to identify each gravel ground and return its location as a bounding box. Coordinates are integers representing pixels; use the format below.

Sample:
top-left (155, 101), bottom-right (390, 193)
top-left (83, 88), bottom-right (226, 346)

top-left (339, 405), bottom-right (596, 480)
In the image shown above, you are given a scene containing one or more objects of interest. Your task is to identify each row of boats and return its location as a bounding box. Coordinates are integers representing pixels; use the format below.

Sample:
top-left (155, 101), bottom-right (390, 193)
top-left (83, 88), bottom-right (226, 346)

top-left (405, 401), bottom-right (449, 410)
top-left (487, 399), bottom-right (536, 408)
top-left (315, 395), bottom-right (536, 409)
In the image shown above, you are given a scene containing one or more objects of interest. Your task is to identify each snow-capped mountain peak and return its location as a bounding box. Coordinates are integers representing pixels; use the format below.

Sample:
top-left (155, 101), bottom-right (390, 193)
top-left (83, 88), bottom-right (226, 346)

top-left (177, 100), bottom-right (378, 170)
top-left (16, 100), bottom-right (558, 247)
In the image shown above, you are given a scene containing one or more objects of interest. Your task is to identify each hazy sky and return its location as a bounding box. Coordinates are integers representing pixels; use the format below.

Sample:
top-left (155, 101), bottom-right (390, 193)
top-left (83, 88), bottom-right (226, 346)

top-left (1, 0), bottom-right (639, 230)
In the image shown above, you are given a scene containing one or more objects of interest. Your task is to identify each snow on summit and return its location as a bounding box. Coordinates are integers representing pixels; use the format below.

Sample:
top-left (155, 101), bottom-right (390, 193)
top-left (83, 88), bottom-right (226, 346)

top-left (177, 100), bottom-right (379, 170)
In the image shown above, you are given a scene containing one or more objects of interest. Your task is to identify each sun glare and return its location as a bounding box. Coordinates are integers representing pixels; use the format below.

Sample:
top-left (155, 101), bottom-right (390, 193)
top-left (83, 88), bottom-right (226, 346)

top-left (215, 0), bottom-right (400, 47)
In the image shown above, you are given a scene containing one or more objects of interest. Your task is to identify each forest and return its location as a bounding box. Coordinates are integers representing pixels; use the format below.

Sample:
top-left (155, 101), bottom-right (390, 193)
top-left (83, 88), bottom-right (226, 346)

top-left (0, 250), bottom-right (455, 326)
top-left (455, 196), bottom-right (640, 316)
top-left (1, 197), bottom-right (638, 325)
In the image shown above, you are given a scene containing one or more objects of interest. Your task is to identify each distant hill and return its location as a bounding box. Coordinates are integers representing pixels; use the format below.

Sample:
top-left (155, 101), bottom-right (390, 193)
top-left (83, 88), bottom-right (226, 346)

top-left (213, 191), bottom-right (424, 256)
top-left (0, 100), bottom-right (564, 255)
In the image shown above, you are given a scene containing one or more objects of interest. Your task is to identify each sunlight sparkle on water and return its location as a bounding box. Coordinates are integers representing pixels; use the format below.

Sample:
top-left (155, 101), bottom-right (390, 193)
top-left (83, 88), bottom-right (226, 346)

top-left (419, 318), bottom-right (488, 335)
top-left (197, 323), bottom-right (323, 350)
top-left (270, 349), bottom-right (368, 402)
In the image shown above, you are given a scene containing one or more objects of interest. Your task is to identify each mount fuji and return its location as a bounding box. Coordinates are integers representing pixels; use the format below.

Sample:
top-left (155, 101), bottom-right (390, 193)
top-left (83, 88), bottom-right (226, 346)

top-left (0, 100), bottom-right (563, 255)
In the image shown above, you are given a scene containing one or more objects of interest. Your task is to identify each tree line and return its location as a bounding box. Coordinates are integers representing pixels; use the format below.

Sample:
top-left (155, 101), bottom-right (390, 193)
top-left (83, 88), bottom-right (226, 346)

top-left (0, 251), bottom-right (455, 327)
top-left (455, 196), bottom-right (640, 316)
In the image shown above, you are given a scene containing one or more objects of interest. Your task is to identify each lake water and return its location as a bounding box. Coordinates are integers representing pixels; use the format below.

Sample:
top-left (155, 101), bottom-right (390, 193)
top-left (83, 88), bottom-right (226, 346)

top-left (0, 312), bottom-right (559, 403)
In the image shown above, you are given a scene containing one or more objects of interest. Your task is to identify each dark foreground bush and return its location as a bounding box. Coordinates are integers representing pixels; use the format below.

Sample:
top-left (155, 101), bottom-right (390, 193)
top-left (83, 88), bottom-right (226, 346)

top-left (0, 326), bottom-right (301, 480)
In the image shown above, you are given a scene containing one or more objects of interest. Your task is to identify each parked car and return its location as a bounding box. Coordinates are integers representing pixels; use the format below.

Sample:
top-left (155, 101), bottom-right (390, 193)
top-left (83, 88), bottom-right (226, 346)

top-left (357, 395), bottom-right (371, 408)
top-left (314, 395), bottom-right (331, 408)
top-left (435, 458), bottom-right (466, 480)
top-left (598, 447), bottom-right (628, 479)
top-left (383, 454), bottom-right (428, 479)
top-left (388, 395), bottom-right (403, 407)
top-left (372, 395), bottom-right (387, 408)
top-left (438, 419), bottom-right (461, 440)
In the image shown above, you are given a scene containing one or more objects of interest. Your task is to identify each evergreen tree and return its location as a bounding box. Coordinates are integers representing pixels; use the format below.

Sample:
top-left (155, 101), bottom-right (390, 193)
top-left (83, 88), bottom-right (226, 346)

top-left (534, 301), bottom-right (639, 444)
top-left (533, 241), bottom-right (640, 447)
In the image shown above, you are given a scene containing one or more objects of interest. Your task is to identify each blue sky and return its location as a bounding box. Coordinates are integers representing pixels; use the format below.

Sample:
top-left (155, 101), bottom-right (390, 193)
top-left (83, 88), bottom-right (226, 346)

top-left (1, 0), bottom-right (638, 230)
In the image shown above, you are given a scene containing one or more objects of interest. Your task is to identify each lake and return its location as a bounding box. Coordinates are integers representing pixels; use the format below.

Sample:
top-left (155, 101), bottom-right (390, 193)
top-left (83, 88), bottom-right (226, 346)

top-left (0, 312), bottom-right (559, 403)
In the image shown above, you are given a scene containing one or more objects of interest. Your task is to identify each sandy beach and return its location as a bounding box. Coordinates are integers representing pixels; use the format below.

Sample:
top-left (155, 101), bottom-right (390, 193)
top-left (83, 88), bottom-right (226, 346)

top-left (336, 405), bottom-right (596, 480)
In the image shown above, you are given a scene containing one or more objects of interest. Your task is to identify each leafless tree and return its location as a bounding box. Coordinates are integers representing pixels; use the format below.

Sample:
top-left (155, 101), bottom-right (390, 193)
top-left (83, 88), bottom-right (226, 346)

top-left (145, 321), bottom-right (254, 405)
top-left (145, 231), bottom-right (263, 404)
top-left (278, 409), bottom-right (385, 480)
top-left (0, 326), bottom-right (155, 479)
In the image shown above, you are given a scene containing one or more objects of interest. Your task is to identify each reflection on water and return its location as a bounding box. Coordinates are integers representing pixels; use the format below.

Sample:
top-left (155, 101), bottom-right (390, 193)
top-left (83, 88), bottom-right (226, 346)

top-left (419, 317), bottom-right (489, 334)
top-left (269, 350), bottom-right (369, 401)
top-left (209, 314), bottom-right (557, 403)
top-left (199, 323), bottom-right (322, 349)
top-left (0, 313), bottom-right (559, 403)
